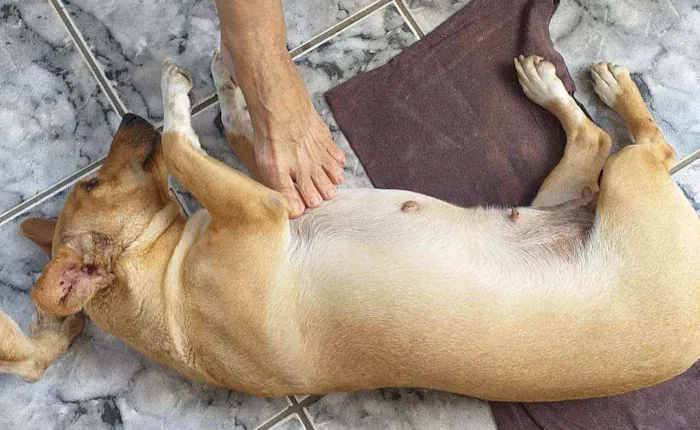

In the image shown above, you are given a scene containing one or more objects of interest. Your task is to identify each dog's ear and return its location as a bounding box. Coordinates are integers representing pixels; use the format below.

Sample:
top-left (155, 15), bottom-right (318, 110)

top-left (30, 245), bottom-right (114, 316)
top-left (20, 218), bottom-right (57, 256)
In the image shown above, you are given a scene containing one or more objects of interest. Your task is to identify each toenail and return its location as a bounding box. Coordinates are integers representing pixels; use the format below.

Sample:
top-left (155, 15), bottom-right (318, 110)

top-left (326, 187), bottom-right (336, 198)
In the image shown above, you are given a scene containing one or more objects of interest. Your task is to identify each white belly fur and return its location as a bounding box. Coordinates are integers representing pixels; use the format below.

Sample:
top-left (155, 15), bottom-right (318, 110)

top-left (281, 189), bottom-right (687, 399)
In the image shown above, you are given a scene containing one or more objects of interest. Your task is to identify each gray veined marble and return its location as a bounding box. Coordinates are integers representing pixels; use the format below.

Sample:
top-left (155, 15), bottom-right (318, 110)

top-left (282, 0), bottom-right (376, 49)
top-left (60, 0), bottom-right (380, 124)
top-left (0, 0), bottom-right (119, 215)
top-left (406, 0), bottom-right (472, 33)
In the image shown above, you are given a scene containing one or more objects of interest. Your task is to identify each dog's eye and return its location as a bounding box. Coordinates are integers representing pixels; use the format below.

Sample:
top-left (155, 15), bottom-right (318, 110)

top-left (82, 177), bottom-right (100, 192)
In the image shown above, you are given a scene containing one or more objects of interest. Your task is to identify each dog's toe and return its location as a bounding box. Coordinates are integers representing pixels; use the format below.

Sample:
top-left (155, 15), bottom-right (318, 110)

top-left (591, 62), bottom-right (630, 108)
top-left (162, 58), bottom-right (192, 93)
top-left (515, 55), bottom-right (568, 107)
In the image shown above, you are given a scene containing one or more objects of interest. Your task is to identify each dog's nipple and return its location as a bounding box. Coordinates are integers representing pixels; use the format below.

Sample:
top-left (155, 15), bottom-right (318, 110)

top-left (401, 201), bottom-right (420, 213)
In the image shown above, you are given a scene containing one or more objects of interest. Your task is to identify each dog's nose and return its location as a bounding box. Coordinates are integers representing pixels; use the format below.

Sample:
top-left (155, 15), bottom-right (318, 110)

top-left (121, 113), bottom-right (149, 126)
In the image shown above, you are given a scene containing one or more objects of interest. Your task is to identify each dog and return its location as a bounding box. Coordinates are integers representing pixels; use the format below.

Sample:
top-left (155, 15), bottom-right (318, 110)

top-left (1, 53), bottom-right (698, 402)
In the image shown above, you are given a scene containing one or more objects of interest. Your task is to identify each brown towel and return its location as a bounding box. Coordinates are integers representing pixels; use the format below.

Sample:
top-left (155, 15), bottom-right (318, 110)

top-left (326, 0), bottom-right (573, 207)
top-left (325, 0), bottom-right (700, 428)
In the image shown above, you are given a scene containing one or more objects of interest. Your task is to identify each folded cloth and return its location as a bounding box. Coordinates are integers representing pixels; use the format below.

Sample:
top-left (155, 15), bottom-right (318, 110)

top-left (326, 0), bottom-right (573, 207)
top-left (325, 0), bottom-right (700, 427)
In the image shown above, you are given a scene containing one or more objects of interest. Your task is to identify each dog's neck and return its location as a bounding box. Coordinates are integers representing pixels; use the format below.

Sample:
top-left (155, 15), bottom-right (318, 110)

top-left (86, 202), bottom-right (189, 371)
top-left (125, 201), bottom-right (182, 253)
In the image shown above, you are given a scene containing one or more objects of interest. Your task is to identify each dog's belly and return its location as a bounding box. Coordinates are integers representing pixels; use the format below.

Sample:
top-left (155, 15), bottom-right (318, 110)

top-left (283, 189), bottom-right (697, 400)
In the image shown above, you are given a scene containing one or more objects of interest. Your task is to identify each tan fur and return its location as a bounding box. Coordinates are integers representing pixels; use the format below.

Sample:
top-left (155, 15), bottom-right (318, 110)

top-left (1, 55), bottom-right (698, 402)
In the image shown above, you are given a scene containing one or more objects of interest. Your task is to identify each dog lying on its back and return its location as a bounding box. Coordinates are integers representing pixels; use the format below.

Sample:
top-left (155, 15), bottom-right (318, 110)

top-left (1, 53), bottom-right (698, 401)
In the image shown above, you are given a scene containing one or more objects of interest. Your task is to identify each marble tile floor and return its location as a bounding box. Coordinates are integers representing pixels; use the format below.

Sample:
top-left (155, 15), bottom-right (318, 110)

top-left (0, 0), bottom-right (698, 428)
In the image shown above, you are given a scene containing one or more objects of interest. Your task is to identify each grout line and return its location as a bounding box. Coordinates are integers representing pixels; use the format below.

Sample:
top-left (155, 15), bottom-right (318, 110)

top-left (298, 408), bottom-right (316, 430)
top-left (254, 396), bottom-right (323, 430)
top-left (255, 407), bottom-right (297, 430)
top-left (289, 0), bottom-right (394, 60)
top-left (297, 396), bottom-right (323, 430)
top-left (48, 0), bottom-right (127, 116)
top-left (0, 158), bottom-right (103, 228)
top-left (670, 147), bottom-right (700, 175)
top-left (393, 0), bottom-right (425, 39)
top-left (191, 93), bottom-right (220, 117)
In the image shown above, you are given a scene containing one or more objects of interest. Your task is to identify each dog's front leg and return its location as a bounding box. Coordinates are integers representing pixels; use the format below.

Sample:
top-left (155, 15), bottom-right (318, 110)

top-left (160, 59), bottom-right (289, 223)
top-left (0, 310), bottom-right (84, 382)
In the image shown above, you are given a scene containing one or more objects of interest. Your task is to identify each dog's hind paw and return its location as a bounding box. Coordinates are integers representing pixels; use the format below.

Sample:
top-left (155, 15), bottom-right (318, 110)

top-left (590, 62), bottom-right (630, 108)
top-left (514, 55), bottom-right (569, 107)
top-left (211, 50), bottom-right (253, 140)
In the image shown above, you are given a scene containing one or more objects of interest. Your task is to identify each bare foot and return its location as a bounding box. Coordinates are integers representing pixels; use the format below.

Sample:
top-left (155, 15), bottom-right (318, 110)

top-left (220, 42), bottom-right (346, 218)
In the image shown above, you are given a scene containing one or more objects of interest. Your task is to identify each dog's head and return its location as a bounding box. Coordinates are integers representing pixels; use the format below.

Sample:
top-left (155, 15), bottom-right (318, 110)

top-left (20, 113), bottom-right (172, 316)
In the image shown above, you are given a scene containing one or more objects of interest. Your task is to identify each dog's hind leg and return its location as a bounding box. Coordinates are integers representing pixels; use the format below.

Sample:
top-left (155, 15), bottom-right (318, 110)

top-left (515, 56), bottom-right (612, 208)
top-left (0, 310), bottom-right (84, 382)
top-left (160, 59), bottom-right (289, 222)
top-left (210, 50), bottom-right (261, 179)
top-left (591, 64), bottom-right (699, 368)
top-left (591, 62), bottom-right (676, 170)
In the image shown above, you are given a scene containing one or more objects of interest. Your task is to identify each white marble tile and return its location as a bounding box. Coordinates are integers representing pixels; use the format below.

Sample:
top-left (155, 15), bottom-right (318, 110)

top-left (61, 0), bottom-right (377, 124)
top-left (674, 159), bottom-right (700, 214)
top-left (0, 192), bottom-right (289, 428)
top-left (550, 0), bottom-right (700, 159)
top-left (406, 0), bottom-right (471, 34)
top-left (175, 5), bottom-right (416, 213)
top-left (305, 389), bottom-right (496, 429)
top-left (282, 0), bottom-right (375, 49)
top-left (0, 0), bottom-right (119, 215)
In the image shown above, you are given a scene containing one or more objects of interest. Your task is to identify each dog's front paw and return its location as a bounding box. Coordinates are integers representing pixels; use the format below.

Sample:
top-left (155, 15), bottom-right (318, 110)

top-left (590, 62), bottom-right (631, 108)
top-left (514, 55), bottom-right (569, 107)
top-left (161, 58), bottom-right (192, 97)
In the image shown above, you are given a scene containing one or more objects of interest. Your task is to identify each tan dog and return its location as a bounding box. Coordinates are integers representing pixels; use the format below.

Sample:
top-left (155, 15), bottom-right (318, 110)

top-left (2, 53), bottom-right (699, 402)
